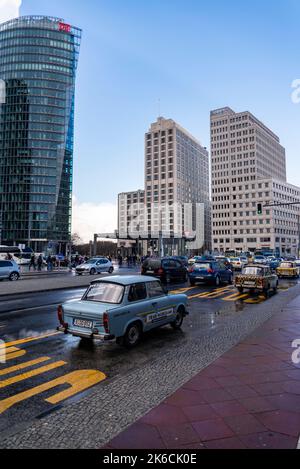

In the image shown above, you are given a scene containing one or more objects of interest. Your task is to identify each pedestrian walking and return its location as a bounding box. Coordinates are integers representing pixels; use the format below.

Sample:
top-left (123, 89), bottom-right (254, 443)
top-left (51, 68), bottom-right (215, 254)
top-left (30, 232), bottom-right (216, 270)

top-left (37, 254), bottom-right (43, 271)
top-left (46, 255), bottom-right (52, 272)
top-left (29, 254), bottom-right (36, 271)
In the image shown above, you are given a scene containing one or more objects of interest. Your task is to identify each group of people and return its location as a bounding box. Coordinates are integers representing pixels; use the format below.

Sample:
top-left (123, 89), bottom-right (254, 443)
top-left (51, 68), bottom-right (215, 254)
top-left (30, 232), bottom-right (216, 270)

top-left (117, 254), bottom-right (139, 267)
top-left (28, 254), bottom-right (65, 272)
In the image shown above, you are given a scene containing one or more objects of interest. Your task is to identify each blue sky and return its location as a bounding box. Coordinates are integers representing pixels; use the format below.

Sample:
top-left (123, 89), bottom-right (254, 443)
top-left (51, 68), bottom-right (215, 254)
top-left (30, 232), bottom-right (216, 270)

top-left (6, 0), bottom-right (300, 239)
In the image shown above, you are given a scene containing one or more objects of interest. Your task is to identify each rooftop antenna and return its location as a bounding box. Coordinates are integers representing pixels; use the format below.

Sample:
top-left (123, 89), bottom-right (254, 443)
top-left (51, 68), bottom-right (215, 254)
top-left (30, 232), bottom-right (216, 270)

top-left (158, 98), bottom-right (161, 118)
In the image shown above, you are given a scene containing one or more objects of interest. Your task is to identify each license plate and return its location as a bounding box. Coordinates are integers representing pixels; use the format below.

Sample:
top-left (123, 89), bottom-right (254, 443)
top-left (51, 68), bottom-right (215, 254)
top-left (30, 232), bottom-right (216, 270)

top-left (73, 318), bottom-right (93, 329)
top-left (147, 270), bottom-right (154, 273)
top-left (196, 276), bottom-right (205, 280)
top-left (244, 282), bottom-right (255, 287)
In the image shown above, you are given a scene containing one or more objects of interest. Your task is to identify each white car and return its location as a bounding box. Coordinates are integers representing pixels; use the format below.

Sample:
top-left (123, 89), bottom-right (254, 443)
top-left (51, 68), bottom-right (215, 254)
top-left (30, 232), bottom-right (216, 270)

top-left (75, 257), bottom-right (114, 276)
top-left (230, 257), bottom-right (247, 271)
top-left (0, 260), bottom-right (20, 281)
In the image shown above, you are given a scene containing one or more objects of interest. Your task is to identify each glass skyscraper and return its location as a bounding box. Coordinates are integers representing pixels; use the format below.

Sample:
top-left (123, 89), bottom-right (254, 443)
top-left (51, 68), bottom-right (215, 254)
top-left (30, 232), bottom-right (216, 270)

top-left (0, 16), bottom-right (81, 252)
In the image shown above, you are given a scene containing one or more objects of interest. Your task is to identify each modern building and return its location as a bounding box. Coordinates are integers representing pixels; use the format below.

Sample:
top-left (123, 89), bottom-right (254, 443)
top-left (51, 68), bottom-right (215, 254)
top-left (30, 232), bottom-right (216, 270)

top-left (144, 117), bottom-right (210, 254)
top-left (0, 16), bottom-right (81, 253)
top-left (211, 107), bottom-right (300, 256)
top-left (117, 189), bottom-right (148, 255)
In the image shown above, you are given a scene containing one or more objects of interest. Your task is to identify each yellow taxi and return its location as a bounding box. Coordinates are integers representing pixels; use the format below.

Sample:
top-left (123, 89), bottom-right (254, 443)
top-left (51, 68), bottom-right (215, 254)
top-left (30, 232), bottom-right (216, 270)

top-left (276, 261), bottom-right (300, 279)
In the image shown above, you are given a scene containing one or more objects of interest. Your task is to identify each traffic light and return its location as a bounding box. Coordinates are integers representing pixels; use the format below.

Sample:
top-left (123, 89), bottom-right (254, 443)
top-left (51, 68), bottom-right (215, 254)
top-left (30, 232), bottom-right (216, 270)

top-left (257, 203), bottom-right (263, 215)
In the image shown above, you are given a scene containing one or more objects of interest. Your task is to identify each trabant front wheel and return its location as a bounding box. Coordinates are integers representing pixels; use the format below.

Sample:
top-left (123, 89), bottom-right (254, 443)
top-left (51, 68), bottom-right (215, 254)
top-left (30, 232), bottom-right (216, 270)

top-left (123, 322), bottom-right (142, 348)
top-left (171, 307), bottom-right (184, 330)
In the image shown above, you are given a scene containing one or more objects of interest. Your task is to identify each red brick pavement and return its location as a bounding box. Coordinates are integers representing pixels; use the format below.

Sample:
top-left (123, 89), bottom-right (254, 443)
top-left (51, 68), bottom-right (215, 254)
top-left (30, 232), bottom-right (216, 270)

top-left (105, 297), bottom-right (300, 449)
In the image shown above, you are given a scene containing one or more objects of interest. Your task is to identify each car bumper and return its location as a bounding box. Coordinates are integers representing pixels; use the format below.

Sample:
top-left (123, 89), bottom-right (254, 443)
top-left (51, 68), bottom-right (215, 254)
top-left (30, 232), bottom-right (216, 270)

top-left (57, 325), bottom-right (115, 341)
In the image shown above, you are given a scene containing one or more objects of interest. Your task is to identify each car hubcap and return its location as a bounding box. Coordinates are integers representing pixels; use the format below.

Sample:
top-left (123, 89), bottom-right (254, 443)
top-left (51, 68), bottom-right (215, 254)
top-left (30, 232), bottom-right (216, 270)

top-left (128, 326), bottom-right (139, 344)
top-left (11, 274), bottom-right (18, 281)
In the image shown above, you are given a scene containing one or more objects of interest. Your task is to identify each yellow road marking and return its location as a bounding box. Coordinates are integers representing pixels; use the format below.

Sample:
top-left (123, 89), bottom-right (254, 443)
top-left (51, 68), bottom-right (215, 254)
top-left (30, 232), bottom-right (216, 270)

top-left (0, 332), bottom-right (61, 349)
top-left (0, 357), bottom-right (51, 377)
top-left (244, 295), bottom-right (266, 304)
top-left (0, 370), bottom-right (106, 414)
top-left (1, 347), bottom-right (26, 361)
top-left (170, 287), bottom-right (195, 294)
top-left (0, 361), bottom-right (66, 388)
top-left (222, 293), bottom-right (249, 302)
top-left (188, 286), bottom-right (233, 300)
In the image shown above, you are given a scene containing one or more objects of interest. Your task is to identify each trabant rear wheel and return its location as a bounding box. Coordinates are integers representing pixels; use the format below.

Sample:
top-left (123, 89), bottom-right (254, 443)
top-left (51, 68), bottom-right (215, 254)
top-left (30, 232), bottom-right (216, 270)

top-left (238, 287), bottom-right (243, 293)
top-left (123, 322), bottom-right (142, 348)
top-left (273, 282), bottom-right (279, 293)
top-left (263, 287), bottom-right (269, 298)
top-left (171, 307), bottom-right (184, 330)
top-left (90, 268), bottom-right (96, 275)
top-left (108, 267), bottom-right (114, 274)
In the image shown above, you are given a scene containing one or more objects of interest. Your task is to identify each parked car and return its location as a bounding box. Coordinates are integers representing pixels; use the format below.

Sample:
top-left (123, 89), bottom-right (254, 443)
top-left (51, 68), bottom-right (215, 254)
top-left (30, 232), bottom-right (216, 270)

top-left (215, 256), bottom-right (232, 269)
top-left (188, 255), bottom-right (215, 266)
top-left (57, 276), bottom-right (189, 348)
top-left (276, 261), bottom-right (300, 279)
top-left (188, 260), bottom-right (233, 286)
top-left (234, 264), bottom-right (278, 296)
top-left (253, 255), bottom-right (267, 265)
top-left (75, 257), bottom-right (114, 276)
top-left (169, 256), bottom-right (189, 267)
top-left (230, 257), bottom-right (247, 271)
top-left (188, 256), bottom-right (203, 266)
top-left (267, 257), bottom-right (281, 271)
top-left (141, 257), bottom-right (187, 283)
top-left (0, 260), bottom-right (20, 281)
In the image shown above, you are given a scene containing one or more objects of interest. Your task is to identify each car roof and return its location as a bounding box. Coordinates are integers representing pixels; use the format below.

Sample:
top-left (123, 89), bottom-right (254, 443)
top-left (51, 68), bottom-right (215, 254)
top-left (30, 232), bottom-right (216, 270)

top-left (91, 275), bottom-right (160, 286)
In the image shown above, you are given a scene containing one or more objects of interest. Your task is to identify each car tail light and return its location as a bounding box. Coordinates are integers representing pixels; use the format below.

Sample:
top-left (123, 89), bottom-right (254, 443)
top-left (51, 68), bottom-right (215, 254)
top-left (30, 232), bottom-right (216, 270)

top-left (158, 268), bottom-right (164, 275)
top-left (207, 268), bottom-right (213, 273)
top-left (57, 305), bottom-right (68, 328)
top-left (188, 267), bottom-right (194, 273)
top-left (57, 305), bottom-right (63, 324)
top-left (103, 312), bottom-right (109, 333)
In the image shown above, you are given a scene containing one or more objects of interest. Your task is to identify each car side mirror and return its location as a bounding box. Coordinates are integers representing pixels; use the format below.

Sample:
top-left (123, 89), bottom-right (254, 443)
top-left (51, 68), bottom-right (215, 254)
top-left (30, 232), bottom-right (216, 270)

top-left (163, 286), bottom-right (169, 295)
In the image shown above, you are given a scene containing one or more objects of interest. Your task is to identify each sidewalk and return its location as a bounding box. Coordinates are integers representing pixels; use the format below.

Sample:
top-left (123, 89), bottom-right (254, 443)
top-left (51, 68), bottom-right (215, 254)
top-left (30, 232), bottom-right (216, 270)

top-left (0, 266), bottom-right (140, 297)
top-left (105, 297), bottom-right (300, 449)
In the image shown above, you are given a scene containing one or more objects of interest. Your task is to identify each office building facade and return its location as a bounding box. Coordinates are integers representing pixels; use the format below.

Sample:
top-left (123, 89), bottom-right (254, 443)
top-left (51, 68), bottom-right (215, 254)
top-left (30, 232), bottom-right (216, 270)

top-left (211, 107), bottom-right (299, 256)
top-left (0, 16), bottom-right (81, 252)
top-left (144, 117), bottom-right (210, 254)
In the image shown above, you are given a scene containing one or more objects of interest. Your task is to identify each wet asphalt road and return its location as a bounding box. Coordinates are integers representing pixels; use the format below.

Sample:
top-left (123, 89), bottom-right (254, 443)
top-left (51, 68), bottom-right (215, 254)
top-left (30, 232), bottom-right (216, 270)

top-left (0, 276), bottom-right (299, 440)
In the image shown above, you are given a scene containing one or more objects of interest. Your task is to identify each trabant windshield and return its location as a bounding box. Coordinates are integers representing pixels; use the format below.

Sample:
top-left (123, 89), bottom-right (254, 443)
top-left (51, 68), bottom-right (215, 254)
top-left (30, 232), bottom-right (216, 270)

top-left (83, 282), bottom-right (124, 304)
top-left (280, 262), bottom-right (293, 268)
top-left (242, 267), bottom-right (264, 276)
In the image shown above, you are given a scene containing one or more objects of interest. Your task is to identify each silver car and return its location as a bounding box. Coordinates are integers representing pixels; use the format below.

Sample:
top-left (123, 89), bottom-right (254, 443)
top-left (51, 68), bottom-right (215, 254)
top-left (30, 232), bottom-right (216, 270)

top-left (0, 260), bottom-right (20, 281)
top-left (75, 257), bottom-right (114, 276)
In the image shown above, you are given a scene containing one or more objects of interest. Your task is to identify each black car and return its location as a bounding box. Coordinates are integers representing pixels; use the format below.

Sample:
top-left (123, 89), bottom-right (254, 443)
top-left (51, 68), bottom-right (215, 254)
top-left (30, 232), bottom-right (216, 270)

top-left (141, 257), bottom-right (188, 283)
top-left (168, 255), bottom-right (189, 267)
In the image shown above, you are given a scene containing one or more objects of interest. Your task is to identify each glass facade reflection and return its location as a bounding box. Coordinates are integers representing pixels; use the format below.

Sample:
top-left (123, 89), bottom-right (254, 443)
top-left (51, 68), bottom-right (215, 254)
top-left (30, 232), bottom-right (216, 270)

top-left (0, 16), bottom-right (81, 252)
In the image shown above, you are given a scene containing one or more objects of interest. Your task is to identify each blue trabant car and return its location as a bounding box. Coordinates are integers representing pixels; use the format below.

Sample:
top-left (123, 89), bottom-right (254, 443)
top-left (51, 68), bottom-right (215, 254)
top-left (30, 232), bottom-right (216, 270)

top-left (57, 276), bottom-right (189, 348)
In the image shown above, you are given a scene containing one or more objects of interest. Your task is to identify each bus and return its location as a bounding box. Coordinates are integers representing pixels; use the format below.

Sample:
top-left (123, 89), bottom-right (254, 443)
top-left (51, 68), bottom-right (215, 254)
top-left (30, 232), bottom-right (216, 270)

top-left (0, 246), bottom-right (34, 265)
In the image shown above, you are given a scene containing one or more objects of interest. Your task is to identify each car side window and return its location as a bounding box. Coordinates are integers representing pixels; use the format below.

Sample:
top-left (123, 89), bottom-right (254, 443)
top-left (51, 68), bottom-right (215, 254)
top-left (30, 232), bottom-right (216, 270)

top-left (148, 281), bottom-right (165, 298)
top-left (0, 261), bottom-right (11, 267)
top-left (128, 283), bottom-right (147, 302)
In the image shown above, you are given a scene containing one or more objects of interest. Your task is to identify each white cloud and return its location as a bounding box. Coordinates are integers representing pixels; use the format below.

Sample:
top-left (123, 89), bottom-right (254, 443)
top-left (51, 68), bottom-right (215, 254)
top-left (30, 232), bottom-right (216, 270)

top-left (0, 0), bottom-right (22, 23)
top-left (72, 196), bottom-right (118, 243)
